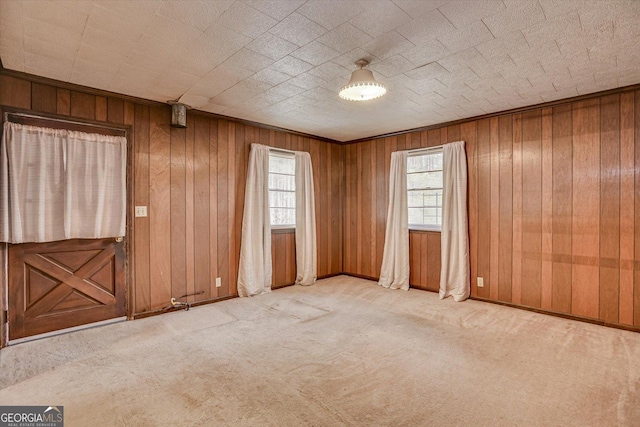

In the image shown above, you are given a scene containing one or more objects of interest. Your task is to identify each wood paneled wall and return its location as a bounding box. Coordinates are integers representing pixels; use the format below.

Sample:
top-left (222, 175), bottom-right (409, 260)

top-left (0, 73), bottom-right (344, 318)
top-left (132, 107), bottom-right (347, 313)
top-left (272, 231), bottom-right (296, 289)
top-left (2, 70), bottom-right (639, 333)
top-left (409, 231), bottom-right (441, 292)
top-left (344, 128), bottom-right (454, 288)
top-left (344, 89), bottom-right (640, 328)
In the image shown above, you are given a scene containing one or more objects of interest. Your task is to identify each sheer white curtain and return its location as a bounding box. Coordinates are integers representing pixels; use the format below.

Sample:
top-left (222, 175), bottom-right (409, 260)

top-left (440, 141), bottom-right (470, 301)
top-left (0, 122), bottom-right (126, 244)
top-left (238, 143), bottom-right (272, 297)
top-left (379, 150), bottom-right (410, 290)
top-left (294, 151), bottom-right (317, 286)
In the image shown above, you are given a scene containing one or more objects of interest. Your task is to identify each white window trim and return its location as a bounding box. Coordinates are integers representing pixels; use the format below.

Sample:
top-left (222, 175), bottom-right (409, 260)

top-left (407, 147), bottom-right (443, 232)
top-left (268, 149), bottom-right (296, 229)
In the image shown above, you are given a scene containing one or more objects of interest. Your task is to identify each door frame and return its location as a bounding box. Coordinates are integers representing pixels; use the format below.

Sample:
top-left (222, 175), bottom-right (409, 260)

top-left (0, 106), bottom-right (135, 347)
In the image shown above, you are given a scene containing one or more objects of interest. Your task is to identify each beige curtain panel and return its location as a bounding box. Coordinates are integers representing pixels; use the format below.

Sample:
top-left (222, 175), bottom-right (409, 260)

top-left (294, 151), bottom-right (317, 286)
top-left (237, 143), bottom-right (272, 297)
top-left (379, 150), bottom-right (410, 291)
top-left (439, 140), bottom-right (470, 301)
top-left (0, 122), bottom-right (127, 244)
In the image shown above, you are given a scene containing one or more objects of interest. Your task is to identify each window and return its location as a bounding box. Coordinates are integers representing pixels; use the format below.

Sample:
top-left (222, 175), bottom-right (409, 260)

top-left (407, 149), bottom-right (443, 231)
top-left (268, 151), bottom-right (296, 228)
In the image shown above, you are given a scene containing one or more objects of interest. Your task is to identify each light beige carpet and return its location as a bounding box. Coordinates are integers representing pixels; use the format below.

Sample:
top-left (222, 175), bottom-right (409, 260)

top-left (1, 275), bottom-right (639, 426)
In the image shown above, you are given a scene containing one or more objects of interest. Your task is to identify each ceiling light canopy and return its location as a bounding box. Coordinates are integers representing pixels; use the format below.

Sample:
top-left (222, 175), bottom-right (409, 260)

top-left (339, 59), bottom-right (387, 102)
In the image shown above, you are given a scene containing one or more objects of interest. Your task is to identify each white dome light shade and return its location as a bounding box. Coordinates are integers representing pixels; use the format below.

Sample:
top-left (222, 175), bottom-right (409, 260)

top-left (339, 61), bottom-right (387, 101)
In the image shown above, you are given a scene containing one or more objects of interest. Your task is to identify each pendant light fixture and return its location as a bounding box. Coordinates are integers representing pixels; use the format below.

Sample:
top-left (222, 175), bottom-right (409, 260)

top-left (339, 59), bottom-right (387, 101)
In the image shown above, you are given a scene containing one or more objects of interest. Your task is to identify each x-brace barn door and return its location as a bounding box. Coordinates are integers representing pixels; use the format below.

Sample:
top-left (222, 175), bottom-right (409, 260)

top-left (8, 238), bottom-right (125, 340)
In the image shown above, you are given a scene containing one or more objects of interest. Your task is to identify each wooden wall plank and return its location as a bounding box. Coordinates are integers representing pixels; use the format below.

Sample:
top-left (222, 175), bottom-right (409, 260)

top-left (275, 234), bottom-right (286, 286)
top-left (409, 233), bottom-right (419, 286)
top-left (420, 233), bottom-right (429, 287)
top-left (476, 119), bottom-right (491, 299)
top-left (427, 232), bottom-right (441, 292)
top-left (70, 91), bottom-right (95, 120)
top-left (541, 108), bottom-right (553, 310)
top-left (411, 131), bottom-right (421, 149)
top-left (498, 115), bottom-right (513, 302)
top-left (512, 113), bottom-right (523, 304)
top-left (56, 88), bottom-right (70, 115)
top-left (133, 105), bottom-right (150, 313)
top-left (369, 140), bottom-right (377, 277)
top-left (448, 124), bottom-right (460, 142)
top-left (226, 122), bottom-right (236, 296)
top-left (194, 116), bottom-right (211, 301)
top-left (620, 92), bottom-right (635, 325)
top-left (170, 126), bottom-right (187, 302)
top-left (490, 117), bottom-right (499, 301)
top-left (521, 110), bottom-right (542, 308)
top-left (148, 106), bottom-right (172, 310)
top-left (271, 236), bottom-right (277, 287)
top-left (397, 133), bottom-right (407, 151)
top-left (349, 144), bottom-right (358, 273)
top-left (95, 96), bottom-right (107, 121)
top-left (462, 121), bottom-right (478, 296)
top-left (31, 83), bottom-right (57, 113)
top-left (599, 94), bottom-right (620, 323)
top-left (571, 99), bottom-right (600, 319)
top-left (361, 142), bottom-right (372, 277)
top-left (124, 101), bottom-right (135, 314)
top-left (326, 141), bottom-right (333, 276)
top-left (426, 129), bottom-right (438, 147)
top-left (217, 120), bottom-right (229, 297)
top-left (108, 98), bottom-right (125, 124)
top-left (344, 144), bottom-right (352, 273)
top-left (440, 127), bottom-right (448, 144)
top-left (185, 115), bottom-right (195, 302)
top-left (332, 144), bottom-right (344, 274)
top-left (209, 118), bottom-right (219, 299)
top-left (552, 104), bottom-right (573, 313)
top-left (286, 232), bottom-right (295, 283)
top-left (0, 75), bottom-right (31, 108)
top-left (420, 130), bottom-right (428, 148)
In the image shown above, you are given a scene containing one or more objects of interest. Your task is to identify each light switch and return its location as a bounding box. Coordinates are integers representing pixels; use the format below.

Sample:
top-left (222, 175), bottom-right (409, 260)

top-left (135, 206), bottom-right (148, 217)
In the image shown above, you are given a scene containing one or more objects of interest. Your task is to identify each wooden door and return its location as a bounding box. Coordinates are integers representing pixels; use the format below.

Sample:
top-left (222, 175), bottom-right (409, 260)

top-left (8, 238), bottom-right (126, 340)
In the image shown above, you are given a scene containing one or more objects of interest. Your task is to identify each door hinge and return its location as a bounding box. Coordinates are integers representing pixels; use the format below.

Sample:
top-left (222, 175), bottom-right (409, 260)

top-left (1, 310), bottom-right (6, 324)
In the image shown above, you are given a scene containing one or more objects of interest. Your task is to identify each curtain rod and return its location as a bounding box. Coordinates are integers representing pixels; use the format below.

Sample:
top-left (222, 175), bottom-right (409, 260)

top-left (407, 145), bottom-right (444, 155)
top-left (269, 146), bottom-right (296, 155)
top-left (4, 112), bottom-right (127, 134)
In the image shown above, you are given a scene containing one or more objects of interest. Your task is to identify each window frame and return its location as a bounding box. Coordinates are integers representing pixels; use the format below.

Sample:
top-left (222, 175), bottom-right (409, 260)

top-left (407, 148), bottom-right (443, 232)
top-left (268, 150), bottom-right (296, 230)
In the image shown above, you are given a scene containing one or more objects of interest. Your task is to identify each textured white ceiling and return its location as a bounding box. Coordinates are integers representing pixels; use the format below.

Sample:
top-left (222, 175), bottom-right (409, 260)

top-left (1, 0), bottom-right (639, 141)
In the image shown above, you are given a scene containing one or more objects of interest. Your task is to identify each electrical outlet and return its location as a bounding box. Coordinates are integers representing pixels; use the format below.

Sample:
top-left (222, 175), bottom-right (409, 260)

top-left (477, 277), bottom-right (484, 288)
top-left (216, 277), bottom-right (221, 288)
top-left (135, 206), bottom-right (147, 217)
